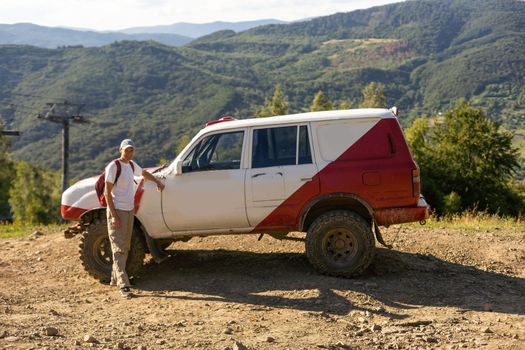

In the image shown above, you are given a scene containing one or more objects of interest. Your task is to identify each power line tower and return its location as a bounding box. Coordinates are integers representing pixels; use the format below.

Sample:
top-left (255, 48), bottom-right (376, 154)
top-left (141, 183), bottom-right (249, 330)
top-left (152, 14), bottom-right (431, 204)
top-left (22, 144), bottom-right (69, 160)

top-left (1, 113), bottom-right (20, 136)
top-left (37, 100), bottom-right (89, 197)
top-left (0, 130), bottom-right (20, 136)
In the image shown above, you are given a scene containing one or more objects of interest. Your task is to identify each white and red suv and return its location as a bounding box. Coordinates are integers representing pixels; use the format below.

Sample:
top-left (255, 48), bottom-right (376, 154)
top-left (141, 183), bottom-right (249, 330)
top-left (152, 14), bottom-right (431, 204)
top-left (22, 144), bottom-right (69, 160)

top-left (62, 108), bottom-right (430, 280)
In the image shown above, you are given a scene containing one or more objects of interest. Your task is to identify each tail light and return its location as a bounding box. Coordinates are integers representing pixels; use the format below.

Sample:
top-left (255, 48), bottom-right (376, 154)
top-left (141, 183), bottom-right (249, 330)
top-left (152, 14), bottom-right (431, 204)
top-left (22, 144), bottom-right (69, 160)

top-left (412, 168), bottom-right (421, 197)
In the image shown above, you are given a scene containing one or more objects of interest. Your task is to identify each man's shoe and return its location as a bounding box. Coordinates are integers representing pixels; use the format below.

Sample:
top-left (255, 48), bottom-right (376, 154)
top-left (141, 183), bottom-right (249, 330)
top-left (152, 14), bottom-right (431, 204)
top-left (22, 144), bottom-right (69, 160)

top-left (119, 287), bottom-right (134, 299)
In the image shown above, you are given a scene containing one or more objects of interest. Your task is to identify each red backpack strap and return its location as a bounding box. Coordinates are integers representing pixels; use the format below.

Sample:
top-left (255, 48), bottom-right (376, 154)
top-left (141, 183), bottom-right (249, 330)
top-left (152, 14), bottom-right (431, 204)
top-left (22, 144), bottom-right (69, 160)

top-left (114, 159), bottom-right (122, 184)
top-left (129, 160), bottom-right (135, 174)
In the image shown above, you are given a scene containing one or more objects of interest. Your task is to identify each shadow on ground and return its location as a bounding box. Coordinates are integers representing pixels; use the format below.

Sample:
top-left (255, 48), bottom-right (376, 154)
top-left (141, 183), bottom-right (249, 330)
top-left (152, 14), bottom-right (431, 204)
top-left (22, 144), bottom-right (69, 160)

top-left (136, 248), bottom-right (525, 318)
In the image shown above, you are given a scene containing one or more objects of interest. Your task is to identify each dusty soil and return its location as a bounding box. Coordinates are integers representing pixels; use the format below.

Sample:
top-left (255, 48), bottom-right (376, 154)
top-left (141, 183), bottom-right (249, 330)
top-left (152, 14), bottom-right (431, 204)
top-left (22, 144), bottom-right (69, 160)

top-left (1, 226), bottom-right (524, 350)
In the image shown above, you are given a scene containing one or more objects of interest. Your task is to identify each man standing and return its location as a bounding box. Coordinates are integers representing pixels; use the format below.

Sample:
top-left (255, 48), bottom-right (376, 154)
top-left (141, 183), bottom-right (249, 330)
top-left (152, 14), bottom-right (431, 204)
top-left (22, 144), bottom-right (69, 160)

top-left (104, 139), bottom-right (164, 298)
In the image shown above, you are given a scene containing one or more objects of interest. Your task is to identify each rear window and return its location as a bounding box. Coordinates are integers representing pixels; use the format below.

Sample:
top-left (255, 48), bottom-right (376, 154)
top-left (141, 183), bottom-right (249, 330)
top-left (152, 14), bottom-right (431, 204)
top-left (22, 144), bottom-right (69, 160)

top-left (252, 125), bottom-right (312, 168)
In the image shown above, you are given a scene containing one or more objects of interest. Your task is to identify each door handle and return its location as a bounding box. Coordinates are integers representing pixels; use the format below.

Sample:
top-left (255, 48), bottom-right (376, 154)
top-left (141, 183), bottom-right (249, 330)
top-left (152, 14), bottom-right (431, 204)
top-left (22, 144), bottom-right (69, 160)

top-left (252, 173), bottom-right (266, 178)
top-left (276, 172), bottom-right (283, 176)
top-left (300, 177), bottom-right (312, 181)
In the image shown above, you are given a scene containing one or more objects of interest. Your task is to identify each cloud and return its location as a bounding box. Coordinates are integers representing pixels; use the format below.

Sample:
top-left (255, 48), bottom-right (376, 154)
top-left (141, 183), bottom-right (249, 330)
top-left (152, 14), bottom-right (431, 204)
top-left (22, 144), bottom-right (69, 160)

top-left (0, 0), bottom-right (404, 30)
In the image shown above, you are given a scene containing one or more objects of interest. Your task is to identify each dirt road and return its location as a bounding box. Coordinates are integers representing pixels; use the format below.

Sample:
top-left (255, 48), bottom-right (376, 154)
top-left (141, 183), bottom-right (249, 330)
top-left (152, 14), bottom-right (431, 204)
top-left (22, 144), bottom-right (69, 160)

top-left (1, 226), bottom-right (524, 349)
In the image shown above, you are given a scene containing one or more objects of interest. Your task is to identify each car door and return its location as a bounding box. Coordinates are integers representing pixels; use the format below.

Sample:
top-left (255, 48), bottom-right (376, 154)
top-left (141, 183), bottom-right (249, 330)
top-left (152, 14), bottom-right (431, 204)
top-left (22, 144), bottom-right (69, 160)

top-left (245, 124), bottom-right (319, 229)
top-left (161, 130), bottom-right (250, 232)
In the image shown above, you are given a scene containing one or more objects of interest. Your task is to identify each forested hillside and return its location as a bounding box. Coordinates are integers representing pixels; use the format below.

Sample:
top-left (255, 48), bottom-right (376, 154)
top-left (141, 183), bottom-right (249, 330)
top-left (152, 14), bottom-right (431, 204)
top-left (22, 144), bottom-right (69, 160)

top-left (1, 0), bottom-right (524, 181)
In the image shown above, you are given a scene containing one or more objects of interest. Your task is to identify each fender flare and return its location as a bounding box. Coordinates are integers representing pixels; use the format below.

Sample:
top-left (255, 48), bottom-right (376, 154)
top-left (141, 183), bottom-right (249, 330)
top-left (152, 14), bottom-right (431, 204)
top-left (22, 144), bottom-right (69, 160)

top-left (298, 193), bottom-right (374, 232)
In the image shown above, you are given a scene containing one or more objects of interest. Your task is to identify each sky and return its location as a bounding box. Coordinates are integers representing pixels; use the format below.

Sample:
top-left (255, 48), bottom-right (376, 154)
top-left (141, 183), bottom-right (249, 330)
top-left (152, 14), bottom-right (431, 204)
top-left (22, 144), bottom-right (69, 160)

top-left (0, 0), bottom-right (404, 31)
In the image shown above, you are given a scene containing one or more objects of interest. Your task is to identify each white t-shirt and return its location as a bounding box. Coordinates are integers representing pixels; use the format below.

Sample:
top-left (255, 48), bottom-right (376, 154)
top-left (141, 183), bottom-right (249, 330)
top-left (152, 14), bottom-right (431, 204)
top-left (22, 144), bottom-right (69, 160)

top-left (104, 160), bottom-right (143, 211)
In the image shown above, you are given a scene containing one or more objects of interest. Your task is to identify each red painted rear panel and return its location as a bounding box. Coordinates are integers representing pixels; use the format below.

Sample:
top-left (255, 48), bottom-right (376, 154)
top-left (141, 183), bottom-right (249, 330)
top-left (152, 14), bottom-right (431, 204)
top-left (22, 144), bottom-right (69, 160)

top-left (320, 119), bottom-right (417, 209)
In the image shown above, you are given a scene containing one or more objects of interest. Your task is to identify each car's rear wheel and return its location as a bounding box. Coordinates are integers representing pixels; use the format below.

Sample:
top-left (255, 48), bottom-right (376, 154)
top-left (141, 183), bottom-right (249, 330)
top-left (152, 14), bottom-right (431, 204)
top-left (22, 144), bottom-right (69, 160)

top-left (306, 210), bottom-right (375, 277)
top-left (79, 214), bottom-right (146, 283)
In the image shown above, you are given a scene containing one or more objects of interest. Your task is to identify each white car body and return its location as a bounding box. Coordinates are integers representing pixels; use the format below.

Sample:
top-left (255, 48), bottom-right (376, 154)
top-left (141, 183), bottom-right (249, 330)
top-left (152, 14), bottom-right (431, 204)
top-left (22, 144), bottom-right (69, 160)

top-left (61, 109), bottom-right (430, 239)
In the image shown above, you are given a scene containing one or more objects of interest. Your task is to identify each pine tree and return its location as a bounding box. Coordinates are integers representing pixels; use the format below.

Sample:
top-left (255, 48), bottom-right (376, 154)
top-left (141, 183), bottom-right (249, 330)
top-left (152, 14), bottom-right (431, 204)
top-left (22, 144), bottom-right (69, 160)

top-left (339, 100), bottom-right (351, 110)
top-left (257, 84), bottom-right (289, 118)
top-left (309, 90), bottom-right (333, 112)
top-left (360, 82), bottom-right (387, 108)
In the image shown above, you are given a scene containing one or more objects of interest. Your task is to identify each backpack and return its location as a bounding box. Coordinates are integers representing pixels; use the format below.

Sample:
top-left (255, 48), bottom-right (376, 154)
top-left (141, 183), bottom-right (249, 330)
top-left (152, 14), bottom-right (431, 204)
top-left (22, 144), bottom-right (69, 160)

top-left (95, 159), bottom-right (135, 207)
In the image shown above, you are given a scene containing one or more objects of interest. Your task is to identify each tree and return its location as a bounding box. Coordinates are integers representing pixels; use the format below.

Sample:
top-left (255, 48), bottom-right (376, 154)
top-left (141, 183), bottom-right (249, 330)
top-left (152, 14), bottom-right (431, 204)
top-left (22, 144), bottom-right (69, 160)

top-left (360, 82), bottom-right (386, 108)
top-left (176, 134), bottom-right (191, 156)
top-left (309, 90), bottom-right (333, 112)
top-left (257, 84), bottom-right (289, 118)
top-left (0, 123), bottom-right (15, 220)
top-left (405, 101), bottom-right (521, 215)
top-left (404, 116), bottom-right (429, 162)
top-left (339, 100), bottom-right (351, 110)
top-left (8, 161), bottom-right (61, 224)
top-left (405, 116), bottom-right (446, 211)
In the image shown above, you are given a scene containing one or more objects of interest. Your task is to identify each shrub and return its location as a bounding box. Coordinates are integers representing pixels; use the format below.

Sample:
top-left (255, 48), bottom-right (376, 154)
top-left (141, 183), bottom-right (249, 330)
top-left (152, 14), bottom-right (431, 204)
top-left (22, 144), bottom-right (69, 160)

top-left (406, 101), bottom-right (522, 216)
top-left (8, 161), bottom-right (61, 224)
top-left (442, 191), bottom-right (462, 216)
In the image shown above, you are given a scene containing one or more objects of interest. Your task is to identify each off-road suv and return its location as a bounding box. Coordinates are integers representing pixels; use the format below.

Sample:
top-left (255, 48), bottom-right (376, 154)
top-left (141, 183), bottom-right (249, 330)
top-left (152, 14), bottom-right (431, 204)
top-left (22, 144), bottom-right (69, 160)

top-left (62, 108), bottom-right (430, 281)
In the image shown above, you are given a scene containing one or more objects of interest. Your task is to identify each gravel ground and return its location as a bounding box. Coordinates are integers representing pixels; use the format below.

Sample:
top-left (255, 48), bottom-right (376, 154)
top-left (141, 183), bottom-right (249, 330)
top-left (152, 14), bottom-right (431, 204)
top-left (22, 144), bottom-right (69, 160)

top-left (0, 226), bottom-right (524, 350)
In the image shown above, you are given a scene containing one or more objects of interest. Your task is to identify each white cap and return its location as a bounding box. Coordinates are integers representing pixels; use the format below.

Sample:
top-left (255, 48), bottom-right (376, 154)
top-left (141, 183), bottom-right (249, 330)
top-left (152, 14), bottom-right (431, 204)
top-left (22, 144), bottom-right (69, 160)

top-left (120, 139), bottom-right (135, 150)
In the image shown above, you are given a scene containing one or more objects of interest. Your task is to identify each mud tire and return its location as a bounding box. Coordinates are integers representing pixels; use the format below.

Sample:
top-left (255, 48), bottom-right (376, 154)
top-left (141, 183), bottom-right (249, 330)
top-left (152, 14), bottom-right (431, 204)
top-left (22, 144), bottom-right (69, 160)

top-left (306, 210), bottom-right (375, 278)
top-left (78, 214), bottom-right (146, 283)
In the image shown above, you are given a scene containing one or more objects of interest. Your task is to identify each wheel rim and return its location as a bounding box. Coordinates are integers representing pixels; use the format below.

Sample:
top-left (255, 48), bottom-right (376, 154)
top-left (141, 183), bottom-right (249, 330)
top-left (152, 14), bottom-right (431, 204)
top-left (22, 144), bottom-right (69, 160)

top-left (92, 235), bottom-right (113, 268)
top-left (322, 228), bottom-right (359, 266)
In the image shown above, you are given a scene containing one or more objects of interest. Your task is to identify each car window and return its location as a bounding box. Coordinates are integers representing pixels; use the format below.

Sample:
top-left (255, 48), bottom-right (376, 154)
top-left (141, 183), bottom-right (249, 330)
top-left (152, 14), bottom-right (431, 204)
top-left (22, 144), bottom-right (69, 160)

top-left (252, 125), bottom-right (312, 168)
top-left (298, 125), bottom-right (312, 165)
top-left (182, 131), bottom-right (244, 172)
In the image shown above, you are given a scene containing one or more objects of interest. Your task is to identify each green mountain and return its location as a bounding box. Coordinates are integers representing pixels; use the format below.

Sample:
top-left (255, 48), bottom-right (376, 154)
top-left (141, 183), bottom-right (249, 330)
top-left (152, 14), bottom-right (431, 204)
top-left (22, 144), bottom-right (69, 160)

top-left (1, 0), bottom-right (524, 181)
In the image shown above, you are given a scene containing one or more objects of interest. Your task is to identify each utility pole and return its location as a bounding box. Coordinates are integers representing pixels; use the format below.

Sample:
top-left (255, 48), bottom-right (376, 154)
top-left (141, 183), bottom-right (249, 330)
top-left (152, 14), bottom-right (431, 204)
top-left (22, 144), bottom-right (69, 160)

top-left (37, 101), bottom-right (88, 197)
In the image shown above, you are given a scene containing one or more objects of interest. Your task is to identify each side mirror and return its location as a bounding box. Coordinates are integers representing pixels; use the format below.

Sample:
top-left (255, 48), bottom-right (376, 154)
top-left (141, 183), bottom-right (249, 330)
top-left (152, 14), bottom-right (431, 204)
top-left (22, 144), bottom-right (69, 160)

top-left (173, 159), bottom-right (183, 175)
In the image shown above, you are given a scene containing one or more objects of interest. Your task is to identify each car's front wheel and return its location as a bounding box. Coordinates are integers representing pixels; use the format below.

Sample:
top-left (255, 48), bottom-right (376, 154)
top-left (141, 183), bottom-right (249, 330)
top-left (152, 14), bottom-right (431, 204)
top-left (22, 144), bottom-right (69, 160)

top-left (78, 213), bottom-right (146, 283)
top-left (305, 210), bottom-right (375, 278)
